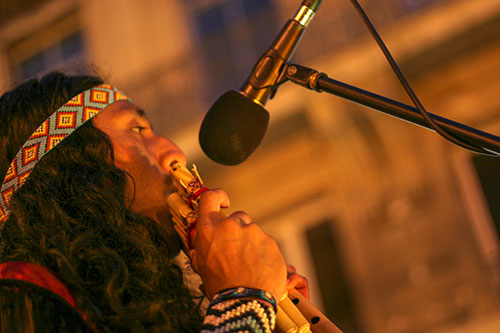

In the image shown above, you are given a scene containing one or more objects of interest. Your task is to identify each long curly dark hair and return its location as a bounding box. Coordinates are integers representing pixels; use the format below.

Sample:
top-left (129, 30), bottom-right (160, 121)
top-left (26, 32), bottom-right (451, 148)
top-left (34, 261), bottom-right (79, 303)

top-left (0, 72), bottom-right (203, 331)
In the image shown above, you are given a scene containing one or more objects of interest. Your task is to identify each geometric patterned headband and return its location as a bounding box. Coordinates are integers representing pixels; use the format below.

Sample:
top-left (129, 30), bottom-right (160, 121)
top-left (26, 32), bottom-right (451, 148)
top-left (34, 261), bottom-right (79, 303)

top-left (0, 84), bottom-right (131, 224)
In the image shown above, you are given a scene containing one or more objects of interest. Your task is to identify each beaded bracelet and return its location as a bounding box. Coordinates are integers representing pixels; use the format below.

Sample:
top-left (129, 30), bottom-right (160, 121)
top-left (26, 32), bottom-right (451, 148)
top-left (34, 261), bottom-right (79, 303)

top-left (203, 298), bottom-right (275, 332)
top-left (211, 287), bottom-right (277, 313)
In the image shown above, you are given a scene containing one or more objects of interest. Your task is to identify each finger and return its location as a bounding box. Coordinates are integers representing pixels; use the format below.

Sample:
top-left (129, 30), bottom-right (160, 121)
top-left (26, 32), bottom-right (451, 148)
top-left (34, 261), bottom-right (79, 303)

top-left (198, 189), bottom-right (230, 227)
top-left (229, 211), bottom-right (252, 225)
top-left (287, 272), bottom-right (309, 299)
top-left (286, 273), bottom-right (300, 289)
top-left (209, 188), bottom-right (231, 209)
top-left (287, 265), bottom-right (297, 273)
top-left (195, 190), bottom-right (229, 247)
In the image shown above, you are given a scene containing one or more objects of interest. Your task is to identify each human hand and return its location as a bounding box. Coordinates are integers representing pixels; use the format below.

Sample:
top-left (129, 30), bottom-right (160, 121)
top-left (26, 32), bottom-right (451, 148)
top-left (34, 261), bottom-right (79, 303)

top-left (286, 265), bottom-right (309, 300)
top-left (190, 189), bottom-right (287, 302)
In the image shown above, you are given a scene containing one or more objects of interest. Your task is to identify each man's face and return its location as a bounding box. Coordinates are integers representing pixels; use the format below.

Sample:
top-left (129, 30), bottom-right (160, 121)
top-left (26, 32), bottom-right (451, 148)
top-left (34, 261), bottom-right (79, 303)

top-left (92, 101), bottom-right (186, 227)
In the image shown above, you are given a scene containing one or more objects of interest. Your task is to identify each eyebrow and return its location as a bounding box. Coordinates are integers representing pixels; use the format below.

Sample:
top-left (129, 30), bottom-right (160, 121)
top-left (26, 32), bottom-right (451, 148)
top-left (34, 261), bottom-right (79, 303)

top-left (124, 107), bottom-right (147, 121)
top-left (132, 107), bottom-right (155, 130)
top-left (134, 108), bottom-right (147, 118)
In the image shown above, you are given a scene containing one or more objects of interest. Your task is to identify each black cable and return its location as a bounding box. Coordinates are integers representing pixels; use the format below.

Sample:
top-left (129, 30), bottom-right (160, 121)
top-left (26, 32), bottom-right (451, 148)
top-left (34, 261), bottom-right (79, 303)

top-left (348, 0), bottom-right (498, 156)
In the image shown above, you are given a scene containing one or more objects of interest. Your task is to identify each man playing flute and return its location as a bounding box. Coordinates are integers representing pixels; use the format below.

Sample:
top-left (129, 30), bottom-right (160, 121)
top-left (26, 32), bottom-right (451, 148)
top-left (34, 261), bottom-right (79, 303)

top-left (0, 72), bottom-right (311, 332)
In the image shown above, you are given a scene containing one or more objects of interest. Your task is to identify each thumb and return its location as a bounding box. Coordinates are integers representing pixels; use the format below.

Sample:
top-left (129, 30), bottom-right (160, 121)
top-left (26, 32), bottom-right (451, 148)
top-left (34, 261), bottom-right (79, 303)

top-left (196, 189), bottom-right (230, 237)
top-left (192, 189), bottom-right (230, 274)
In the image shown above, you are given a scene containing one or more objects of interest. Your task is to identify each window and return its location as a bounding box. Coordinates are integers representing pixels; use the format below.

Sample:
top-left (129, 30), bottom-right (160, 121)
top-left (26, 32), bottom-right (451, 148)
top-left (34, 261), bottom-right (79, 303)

top-left (17, 31), bottom-right (85, 80)
top-left (8, 11), bottom-right (87, 82)
top-left (402, 0), bottom-right (448, 12)
top-left (192, 0), bottom-right (279, 101)
top-left (471, 154), bottom-right (500, 240)
top-left (305, 219), bottom-right (359, 332)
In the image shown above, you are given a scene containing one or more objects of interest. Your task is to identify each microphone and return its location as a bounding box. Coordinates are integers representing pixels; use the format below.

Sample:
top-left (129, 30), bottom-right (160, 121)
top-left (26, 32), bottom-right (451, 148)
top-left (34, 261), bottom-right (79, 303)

top-left (199, 0), bottom-right (321, 165)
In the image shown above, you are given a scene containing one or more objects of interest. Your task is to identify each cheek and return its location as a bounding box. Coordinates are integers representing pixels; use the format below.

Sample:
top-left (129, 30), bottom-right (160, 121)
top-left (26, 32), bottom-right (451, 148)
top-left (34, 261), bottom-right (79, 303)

top-left (108, 135), bottom-right (133, 163)
top-left (112, 144), bottom-right (132, 164)
top-left (111, 138), bottom-right (149, 165)
top-left (113, 144), bottom-right (162, 179)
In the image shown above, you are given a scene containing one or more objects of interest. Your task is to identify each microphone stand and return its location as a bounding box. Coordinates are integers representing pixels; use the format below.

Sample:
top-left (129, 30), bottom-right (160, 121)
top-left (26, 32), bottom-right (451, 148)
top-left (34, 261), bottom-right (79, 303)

top-left (282, 63), bottom-right (500, 155)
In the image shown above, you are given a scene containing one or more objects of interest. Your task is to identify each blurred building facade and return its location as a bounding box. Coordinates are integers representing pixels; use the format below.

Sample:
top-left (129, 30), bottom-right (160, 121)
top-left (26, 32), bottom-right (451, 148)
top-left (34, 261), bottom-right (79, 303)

top-left (1, 0), bottom-right (500, 332)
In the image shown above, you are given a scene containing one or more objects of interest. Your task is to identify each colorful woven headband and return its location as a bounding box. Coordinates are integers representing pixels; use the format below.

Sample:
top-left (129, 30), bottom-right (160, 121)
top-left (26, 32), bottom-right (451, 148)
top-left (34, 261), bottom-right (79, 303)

top-left (0, 84), bottom-right (131, 224)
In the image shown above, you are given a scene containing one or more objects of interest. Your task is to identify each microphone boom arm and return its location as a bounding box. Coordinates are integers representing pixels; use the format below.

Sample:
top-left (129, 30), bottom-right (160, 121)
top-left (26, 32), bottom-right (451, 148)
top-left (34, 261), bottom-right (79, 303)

top-left (283, 63), bottom-right (500, 155)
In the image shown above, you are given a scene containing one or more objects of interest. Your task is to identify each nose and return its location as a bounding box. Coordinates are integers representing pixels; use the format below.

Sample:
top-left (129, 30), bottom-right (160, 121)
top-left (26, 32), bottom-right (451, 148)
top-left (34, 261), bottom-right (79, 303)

top-left (150, 135), bottom-right (186, 173)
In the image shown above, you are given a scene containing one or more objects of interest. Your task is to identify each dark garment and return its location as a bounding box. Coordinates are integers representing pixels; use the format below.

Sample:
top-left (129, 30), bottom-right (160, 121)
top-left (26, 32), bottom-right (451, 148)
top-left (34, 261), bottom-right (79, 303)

top-left (0, 279), bottom-right (93, 332)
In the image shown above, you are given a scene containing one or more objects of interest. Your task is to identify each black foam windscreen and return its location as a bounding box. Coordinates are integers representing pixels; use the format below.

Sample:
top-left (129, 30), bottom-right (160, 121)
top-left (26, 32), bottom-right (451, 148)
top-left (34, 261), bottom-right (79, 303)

top-left (199, 91), bottom-right (270, 165)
